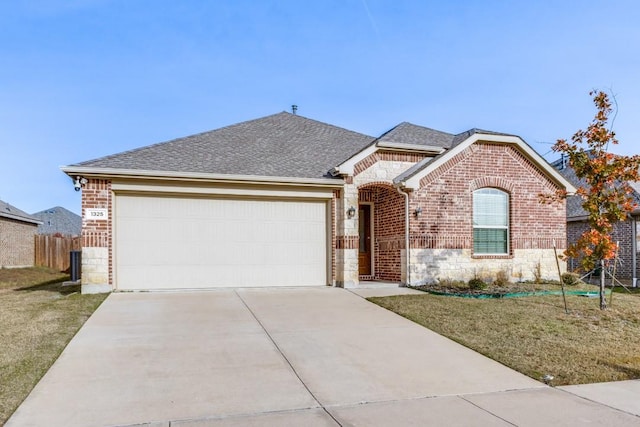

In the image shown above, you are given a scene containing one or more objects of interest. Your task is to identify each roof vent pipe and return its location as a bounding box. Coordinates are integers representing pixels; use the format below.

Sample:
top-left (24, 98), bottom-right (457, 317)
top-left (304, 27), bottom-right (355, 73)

top-left (291, 105), bottom-right (298, 115)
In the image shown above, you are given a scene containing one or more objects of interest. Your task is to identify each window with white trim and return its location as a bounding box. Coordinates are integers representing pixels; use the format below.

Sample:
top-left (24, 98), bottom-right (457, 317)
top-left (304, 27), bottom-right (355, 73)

top-left (473, 188), bottom-right (509, 254)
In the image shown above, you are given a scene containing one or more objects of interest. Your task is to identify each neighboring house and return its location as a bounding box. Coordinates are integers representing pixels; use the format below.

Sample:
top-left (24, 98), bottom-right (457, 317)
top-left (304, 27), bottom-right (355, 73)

top-left (32, 206), bottom-right (82, 236)
top-left (0, 199), bottom-right (42, 268)
top-left (552, 157), bottom-right (640, 285)
top-left (62, 112), bottom-right (575, 293)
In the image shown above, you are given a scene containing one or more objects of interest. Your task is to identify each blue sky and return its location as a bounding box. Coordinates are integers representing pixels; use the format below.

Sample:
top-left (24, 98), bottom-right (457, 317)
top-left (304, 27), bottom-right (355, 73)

top-left (1, 1), bottom-right (639, 215)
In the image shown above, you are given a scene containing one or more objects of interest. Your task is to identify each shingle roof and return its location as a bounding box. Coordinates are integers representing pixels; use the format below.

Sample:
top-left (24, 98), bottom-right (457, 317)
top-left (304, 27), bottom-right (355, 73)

top-left (451, 128), bottom-right (519, 147)
top-left (32, 206), bottom-right (81, 236)
top-left (0, 200), bottom-right (41, 225)
top-left (392, 156), bottom-right (435, 184)
top-left (71, 112), bottom-right (376, 180)
top-left (392, 128), bottom-right (520, 184)
top-left (552, 157), bottom-right (640, 219)
top-left (377, 122), bottom-right (454, 148)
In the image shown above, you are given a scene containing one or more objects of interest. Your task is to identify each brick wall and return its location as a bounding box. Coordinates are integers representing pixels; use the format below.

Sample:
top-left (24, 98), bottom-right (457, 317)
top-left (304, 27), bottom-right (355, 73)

top-left (411, 143), bottom-right (566, 250)
top-left (345, 157), bottom-right (423, 284)
top-left (567, 217), bottom-right (638, 280)
top-left (356, 185), bottom-right (405, 281)
top-left (352, 156), bottom-right (422, 284)
top-left (81, 179), bottom-right (112, 289)
top-left (0, 217), bottom-right (37, 267)
top-left (408, 143), bottom-right (567, 283)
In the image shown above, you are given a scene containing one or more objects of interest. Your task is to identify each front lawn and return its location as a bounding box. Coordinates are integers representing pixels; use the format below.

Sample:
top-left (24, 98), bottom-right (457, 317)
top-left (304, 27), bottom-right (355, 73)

top-left (369, 287), bottom-right (640, 386)
top-left (0, 267), bottom-right (108, 425)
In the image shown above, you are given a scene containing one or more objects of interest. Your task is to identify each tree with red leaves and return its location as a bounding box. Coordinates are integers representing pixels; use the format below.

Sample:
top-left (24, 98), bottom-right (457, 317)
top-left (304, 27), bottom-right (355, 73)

top-left (543, 91), bottom-right (640, 310)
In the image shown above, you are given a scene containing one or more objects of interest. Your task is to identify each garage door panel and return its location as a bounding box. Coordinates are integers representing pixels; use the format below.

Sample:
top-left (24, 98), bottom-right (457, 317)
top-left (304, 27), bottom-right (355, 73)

top-left (115, 195), bottom-right (327, 290)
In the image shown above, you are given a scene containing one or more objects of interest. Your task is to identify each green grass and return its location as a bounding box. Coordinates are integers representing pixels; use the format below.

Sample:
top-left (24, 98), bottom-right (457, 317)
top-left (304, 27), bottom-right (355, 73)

top-left (0, 267), bottom-right (108, 425)
top-left (369, 288), bottom-right (640, 386)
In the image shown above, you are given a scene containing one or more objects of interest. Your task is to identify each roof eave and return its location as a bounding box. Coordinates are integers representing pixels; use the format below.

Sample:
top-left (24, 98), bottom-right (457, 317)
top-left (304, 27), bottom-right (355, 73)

top-left (60, 166), bottom-right (345, 188)
top-left (332, 140), bottom-right (443, 177)
top-left (0, 212), bottom-right (42, 225)
top-left (331, 143), bottom-right (378, 176)
top-left (375, 141), bottom-right (445, 154)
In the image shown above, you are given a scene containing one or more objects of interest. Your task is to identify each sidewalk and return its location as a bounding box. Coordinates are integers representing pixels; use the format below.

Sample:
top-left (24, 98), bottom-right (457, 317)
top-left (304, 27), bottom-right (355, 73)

top-left (350, 284), bottom-right (640, 423)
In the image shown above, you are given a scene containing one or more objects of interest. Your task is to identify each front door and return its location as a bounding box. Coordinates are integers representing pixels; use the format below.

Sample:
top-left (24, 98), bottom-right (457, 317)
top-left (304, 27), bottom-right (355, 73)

top-left (358, 204), bottom-right (372, 276)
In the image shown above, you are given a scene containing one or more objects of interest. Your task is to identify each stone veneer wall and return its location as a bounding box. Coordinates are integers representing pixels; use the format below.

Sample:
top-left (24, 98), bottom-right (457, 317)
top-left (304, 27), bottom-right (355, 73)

top-left (80, 179), bottom-right (112, 293)
top-left (334, 177), bottom-right (359, 287)
top-left (410, 249), bottom-right (561, 284)
top-left (0, 217), bottom-right (37, 268)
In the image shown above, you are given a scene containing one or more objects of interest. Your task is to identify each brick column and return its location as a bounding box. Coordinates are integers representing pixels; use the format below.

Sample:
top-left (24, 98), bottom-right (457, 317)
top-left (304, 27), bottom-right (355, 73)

top-left (80, 179), bottom-right (112, 293)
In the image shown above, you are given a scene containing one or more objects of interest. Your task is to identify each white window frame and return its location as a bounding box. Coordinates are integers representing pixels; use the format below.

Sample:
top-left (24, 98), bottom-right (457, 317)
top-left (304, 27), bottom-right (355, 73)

top-left (473, 188), bottom-right (509, 255)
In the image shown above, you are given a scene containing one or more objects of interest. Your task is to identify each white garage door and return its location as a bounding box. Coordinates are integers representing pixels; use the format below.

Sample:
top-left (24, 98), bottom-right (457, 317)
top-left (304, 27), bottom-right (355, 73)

top-left (115, 194), bottom-right (328, 290)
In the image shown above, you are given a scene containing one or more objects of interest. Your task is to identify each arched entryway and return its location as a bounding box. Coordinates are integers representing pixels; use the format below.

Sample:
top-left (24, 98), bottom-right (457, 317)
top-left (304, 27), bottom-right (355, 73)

top-left (358, 184), bottom-right (405, 282)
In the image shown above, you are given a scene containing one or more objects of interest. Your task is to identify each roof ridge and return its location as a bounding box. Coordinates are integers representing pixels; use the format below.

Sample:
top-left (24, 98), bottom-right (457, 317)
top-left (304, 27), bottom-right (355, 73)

top-left (377, 121), bottom-right (455, 149)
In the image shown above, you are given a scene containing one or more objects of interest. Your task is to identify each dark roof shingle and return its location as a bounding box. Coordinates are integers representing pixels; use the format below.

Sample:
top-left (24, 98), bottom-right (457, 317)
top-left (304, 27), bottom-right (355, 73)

top-left (72, 112), bottom-right (376, 180)
top-left (32, 206), bottom-right (81, 236)
top-left (0, 200), bottom-right (41, 225)
top-left (552, 158), bottom-right (640, 219)
top-left (378, 122), bottom-right (454, 148)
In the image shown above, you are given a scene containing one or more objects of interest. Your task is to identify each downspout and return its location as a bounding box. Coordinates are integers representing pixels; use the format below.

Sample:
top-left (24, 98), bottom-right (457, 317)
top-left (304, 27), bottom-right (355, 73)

top-left (396, 185), bottom-right (410, 287)
top-left (633, 217), bottom-right (637, 287)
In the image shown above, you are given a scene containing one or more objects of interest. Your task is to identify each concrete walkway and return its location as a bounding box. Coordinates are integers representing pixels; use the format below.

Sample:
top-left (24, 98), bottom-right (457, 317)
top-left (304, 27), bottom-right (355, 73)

top-left (7, 287), bottom-right (640, 426)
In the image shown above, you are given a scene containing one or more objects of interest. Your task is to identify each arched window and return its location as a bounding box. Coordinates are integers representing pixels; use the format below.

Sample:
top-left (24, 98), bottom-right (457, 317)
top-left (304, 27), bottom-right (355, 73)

top-left (473, 188), bottom-right (509, 254)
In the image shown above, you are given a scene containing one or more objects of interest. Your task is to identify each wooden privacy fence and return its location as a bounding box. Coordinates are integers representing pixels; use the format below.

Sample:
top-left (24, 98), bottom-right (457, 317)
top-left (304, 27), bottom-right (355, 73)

top-left (34, 235), bottom-right (81, 272)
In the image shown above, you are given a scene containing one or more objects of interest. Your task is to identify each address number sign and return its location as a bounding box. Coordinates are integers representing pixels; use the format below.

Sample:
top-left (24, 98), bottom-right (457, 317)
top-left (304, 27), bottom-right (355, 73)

top-left (85, 208), bottom-right (108, 220)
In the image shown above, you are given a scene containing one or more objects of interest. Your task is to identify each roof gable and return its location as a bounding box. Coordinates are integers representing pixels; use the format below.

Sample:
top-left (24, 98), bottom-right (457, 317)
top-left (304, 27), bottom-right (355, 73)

top-left (396, 130), bottom-right (577, 192)
top-left (32, 206), bottom-right (82, 235)
top-left (69, 112), bottom-right (375, 180)
top-left (331, 122), bottom-right (450, 176)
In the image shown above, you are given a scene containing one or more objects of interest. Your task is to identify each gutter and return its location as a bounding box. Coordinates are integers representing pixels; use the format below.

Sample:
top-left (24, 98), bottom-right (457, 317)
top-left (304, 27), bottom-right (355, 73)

top-left (60, 166), bottom-right (345, 188)
top-left (396, 185), bottom-right (411, 287)
top-left (0, 212), bottom-right (42, 225)
top-left (376, 141), bottom-right (445, 154)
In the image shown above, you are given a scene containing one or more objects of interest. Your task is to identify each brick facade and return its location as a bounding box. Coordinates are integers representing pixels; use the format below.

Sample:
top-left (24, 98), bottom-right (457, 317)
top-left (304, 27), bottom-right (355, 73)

top-left (0, 217), bottom-right (38, 268)
top-left (345, 143), bottom-right (568, 285)
top-left (346, 157), bottom-right (419, 285)
top-left (80, 179), bottom-right (112, 291)
top-left (567, 216), bottom-right (639, 282)
top-left (406, 143), bottom-right (566, 283)
top-left (410, 143), bottom-right (565, 251)
top-left (358, 185), bottom-right (404, 281)
top-left (76, 142), bottom-right (570, 291)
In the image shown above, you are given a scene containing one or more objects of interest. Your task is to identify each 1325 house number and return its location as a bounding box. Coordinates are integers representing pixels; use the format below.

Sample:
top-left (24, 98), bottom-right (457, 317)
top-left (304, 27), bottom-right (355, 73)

top-left (85, 208), bottom-right (108, 220)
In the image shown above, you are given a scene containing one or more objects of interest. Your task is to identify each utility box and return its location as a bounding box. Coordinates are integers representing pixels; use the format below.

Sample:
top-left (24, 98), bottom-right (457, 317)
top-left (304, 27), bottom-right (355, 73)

top-left (70, 250), bottom-right (81, 282)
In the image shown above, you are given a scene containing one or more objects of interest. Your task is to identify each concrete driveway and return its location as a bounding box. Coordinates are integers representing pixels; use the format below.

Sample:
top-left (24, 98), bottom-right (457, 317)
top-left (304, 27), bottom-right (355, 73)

top-left (7, 287), bottom-right (640, 426)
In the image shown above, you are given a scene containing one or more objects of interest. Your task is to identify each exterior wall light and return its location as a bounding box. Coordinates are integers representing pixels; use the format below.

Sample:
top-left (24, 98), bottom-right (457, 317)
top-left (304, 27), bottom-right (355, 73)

top-left (414, 207), bottom-right (422, 217)
top-left (74, 176), bottom-right (88, 192)
top-left (347, 206), bottom-right (356, 218)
